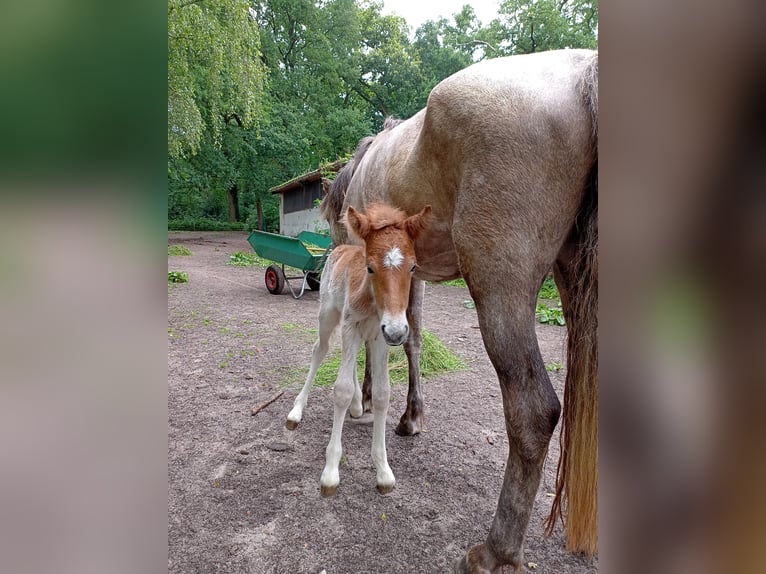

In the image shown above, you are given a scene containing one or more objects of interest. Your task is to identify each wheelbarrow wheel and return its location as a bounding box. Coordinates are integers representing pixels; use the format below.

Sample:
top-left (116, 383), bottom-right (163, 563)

top-left (307, 272), bottom-right (321, 291)
top-left (265, 265), bottom-right (285, 294)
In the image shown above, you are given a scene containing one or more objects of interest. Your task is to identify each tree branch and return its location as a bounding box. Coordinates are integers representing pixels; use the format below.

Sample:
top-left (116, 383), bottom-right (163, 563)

top-left (456, 39), bottom-right (498, 53)
top-left (251, 390), bottom-right (285, 416)
top-left (222, 113), bottom-right (243, 127)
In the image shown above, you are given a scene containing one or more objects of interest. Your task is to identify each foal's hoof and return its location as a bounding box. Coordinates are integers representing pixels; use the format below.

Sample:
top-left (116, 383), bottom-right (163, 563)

top-left (320, 484), bottom-right (338, 497)
top-left (376, 483), bottom-right (395, 495)
top-left (285, 419), bottom-right (299, 430)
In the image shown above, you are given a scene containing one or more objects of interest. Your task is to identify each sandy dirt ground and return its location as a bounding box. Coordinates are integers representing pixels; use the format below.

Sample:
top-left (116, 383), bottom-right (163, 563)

top-left (168, 231), bottom-right (597, 574)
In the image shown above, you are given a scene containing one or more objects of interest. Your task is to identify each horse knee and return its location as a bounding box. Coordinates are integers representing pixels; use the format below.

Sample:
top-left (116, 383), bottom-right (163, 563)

top-left (313, 338), bottom-right (329, 358)
top-left (507, 391), bottom-right (561, 462)
top-left (333, 377), bottom-right (355, 407)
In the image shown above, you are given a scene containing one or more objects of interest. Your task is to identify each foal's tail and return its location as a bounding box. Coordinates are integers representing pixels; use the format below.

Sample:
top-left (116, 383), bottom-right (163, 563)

top-left (545, 51), bottom-right (599, 557)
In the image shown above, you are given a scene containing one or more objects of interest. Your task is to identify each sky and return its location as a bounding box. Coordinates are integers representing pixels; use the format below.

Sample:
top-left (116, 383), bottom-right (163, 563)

top-left (380, 0), bottom-right (502, 34)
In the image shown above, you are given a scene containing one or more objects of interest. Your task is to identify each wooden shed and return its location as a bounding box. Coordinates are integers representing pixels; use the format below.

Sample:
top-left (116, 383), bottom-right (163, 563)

top-left (268, 160), bottom-right (345, 237)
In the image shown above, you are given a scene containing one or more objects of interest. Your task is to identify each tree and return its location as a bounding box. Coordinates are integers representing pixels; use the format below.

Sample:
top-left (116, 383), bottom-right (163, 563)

top-left (489, 0), bottom-right (598, 55)
top-left (168, 0), bottom-right (266, 158)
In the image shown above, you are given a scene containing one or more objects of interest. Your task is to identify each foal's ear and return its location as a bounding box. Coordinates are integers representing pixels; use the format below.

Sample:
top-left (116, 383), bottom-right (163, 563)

top-left (344, 206), bottom-right (371, 240)
top-left (404, 205), bottom-right (433, 240)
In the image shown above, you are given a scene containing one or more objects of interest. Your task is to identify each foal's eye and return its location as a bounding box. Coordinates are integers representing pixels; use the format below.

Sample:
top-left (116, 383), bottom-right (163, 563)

top-left (367, 266), bottom-right (374, 274)
top-left (410, 264), bottom-right (417, 273)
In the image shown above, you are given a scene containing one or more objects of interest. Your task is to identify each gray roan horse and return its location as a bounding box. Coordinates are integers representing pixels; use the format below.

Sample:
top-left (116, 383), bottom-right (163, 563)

top-left (321, 49), bottom-right (598, 572)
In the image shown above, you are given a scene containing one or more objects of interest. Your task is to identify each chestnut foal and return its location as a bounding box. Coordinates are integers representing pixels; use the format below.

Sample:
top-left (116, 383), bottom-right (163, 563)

top-left (286, 203), bottom-right (432, 496)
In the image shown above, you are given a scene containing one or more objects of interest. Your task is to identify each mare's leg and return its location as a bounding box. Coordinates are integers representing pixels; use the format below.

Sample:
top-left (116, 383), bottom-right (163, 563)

top-left (361, 343), bottom-right (373, 412)
top-left (369, 337), bottom-right (395, 493)
top-left (286, 305), bottom-right (340, 429)
top-left (447, 199), bottom-right (561, 572)
top-left (455, 285), bottom-right (560, 573)
top-left (319, 321), bottom-right (363, 497)
top-left (395, 278), bottom-right (425, 436)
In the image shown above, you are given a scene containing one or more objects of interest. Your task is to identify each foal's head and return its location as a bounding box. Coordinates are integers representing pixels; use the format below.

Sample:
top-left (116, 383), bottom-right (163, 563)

top-left (344, 204), bottom-right (432, 346)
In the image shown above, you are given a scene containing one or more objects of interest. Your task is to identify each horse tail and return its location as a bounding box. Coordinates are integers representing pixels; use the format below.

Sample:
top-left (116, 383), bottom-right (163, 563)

top-left (545, 51), bottom-right (598, 557)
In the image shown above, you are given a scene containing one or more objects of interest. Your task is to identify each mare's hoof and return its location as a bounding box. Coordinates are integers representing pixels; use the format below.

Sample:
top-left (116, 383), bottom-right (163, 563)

top-left (285, 419), bottom-right (299, 430)
top-left (320, 484), bottom-right (338, 497)
top-left (454, 544), bottom-right (510, 574)
top-left (395, 417), bottom-right (422, 436)
top-left (376, 483), bottom-right (395, 495)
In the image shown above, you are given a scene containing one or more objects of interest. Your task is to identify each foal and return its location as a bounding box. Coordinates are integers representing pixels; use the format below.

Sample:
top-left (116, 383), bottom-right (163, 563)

top-left (286, 203), bottom-right (432, 496)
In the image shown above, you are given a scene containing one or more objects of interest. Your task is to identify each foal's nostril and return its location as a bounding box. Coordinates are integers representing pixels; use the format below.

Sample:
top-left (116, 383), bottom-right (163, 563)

top-left (381, 325), bottom-right (386, 333)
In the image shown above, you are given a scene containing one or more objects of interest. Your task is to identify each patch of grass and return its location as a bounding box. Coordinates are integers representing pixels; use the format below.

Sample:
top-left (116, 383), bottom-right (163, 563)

top-left (442, 278), bottom-right (467, 288)
top-left (168, 245), bottom-right (193, 256)
top-left (281, 322), bottom-right (317, 337)
top-left (228, 251), bottom-right (269, 267)
top-left (311, 329), bottom-right (466, 387)
top-left (546, 361), bottom-right (564, 372)
top-left (168, 271), bottom-right (188, 283)
top-left (536, 302), bottom-right (565, 326)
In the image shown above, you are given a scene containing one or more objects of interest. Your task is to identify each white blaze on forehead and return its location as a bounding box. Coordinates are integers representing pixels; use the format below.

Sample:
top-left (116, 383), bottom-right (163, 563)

top-left (383, 246), bottom-right (404, 269)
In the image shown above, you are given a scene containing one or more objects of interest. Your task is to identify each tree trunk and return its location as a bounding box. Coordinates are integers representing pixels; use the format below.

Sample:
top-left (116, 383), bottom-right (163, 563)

top-left (227, 184), bottom-right (240, 222)
top-left (257, 199), bottom-right (264, 230)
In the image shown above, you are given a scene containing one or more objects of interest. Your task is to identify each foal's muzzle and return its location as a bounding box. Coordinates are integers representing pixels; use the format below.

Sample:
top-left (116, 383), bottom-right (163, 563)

top-left (381, 322), bottom-right (409, 346)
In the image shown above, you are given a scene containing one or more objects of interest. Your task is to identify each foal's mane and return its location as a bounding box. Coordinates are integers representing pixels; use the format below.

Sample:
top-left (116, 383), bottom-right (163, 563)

top-left (321, 117), bottom-right (405, 243)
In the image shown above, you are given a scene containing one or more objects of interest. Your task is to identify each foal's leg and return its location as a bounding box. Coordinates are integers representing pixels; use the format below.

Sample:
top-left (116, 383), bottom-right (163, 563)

top-left (320, 322), bottom-right (363, 497)
top-left (349, 357), bottom-right (363, 419)
top-left (361, 343), bottom-right (373, 412)
top-left (395, 278), bottom-right (425, 436)
top-left (369, 337), bottom-right (395, 493)
top-left (286, 305), bottom-right (340, 429)
top-left (455, 279), bottom-right (560, 573)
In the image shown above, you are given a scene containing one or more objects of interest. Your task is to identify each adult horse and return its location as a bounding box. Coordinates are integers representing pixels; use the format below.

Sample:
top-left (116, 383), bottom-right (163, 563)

top-left (322, 49), bottom-right (598, 572)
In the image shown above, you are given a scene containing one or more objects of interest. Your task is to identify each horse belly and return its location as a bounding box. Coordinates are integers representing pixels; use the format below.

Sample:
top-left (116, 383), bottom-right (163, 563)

top-left (414, 228), bottom-right (461, 282)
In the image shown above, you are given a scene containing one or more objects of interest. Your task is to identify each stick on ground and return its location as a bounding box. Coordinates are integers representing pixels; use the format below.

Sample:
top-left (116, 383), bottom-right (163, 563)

top-left (251, 390), bottom-right (285, 416)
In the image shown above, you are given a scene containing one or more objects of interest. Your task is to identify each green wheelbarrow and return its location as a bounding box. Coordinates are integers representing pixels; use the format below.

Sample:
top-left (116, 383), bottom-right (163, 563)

top-left (247, 230), bottom-right (333, 299)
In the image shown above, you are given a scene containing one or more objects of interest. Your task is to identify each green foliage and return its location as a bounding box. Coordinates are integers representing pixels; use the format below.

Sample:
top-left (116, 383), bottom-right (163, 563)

top-left (536, 302), bottom-right (565, 326)
top-left (168, 0), bottom-right (266, 157)
top-left (168, 271), bottom-right (189, 283)
top-left (546, 361), bottom-right (564, 372)
top-left (538, 276), bottom-right (560, 301)
top-left (442, 278), bottom-right (468, 288)
top-left (168, 219), bottom-right (248, 231)
top-left (490, 0), bottom-right (598, 55)
top-left (168, 245), bottom-right (193, 256)
top-left (228, 252), bottom-right (269, 267)
top-left (311, 329), bottom-right (465, 386)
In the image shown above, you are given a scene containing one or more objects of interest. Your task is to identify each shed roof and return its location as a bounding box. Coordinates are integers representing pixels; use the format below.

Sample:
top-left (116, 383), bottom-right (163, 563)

top-left (268, 159), bottom-right (346, 195)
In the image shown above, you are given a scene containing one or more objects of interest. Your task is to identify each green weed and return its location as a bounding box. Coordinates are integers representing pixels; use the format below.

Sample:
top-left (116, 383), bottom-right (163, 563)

top-left (168, 271), bottom-right (188, 283)
top-left (168, 245), bottom-right (193, 256)
top-left (536, 302), bottom-right (565, 326)
top-left (538, 276), bottom-right (560, 301)
top-left (229, 251), bottom-right (268, 267)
